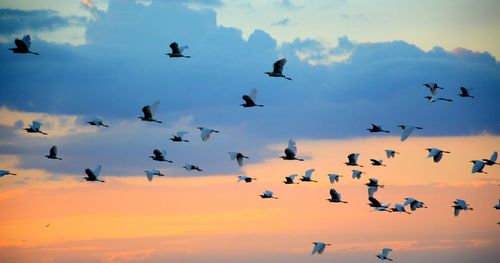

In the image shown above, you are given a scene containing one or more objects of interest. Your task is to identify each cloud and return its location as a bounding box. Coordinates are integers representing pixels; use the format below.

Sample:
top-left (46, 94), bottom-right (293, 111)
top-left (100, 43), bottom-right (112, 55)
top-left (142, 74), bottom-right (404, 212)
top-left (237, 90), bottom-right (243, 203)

top-left (80, 0), bottom-right (97, 10)
top-left (271, 18), bottom-right (289, 26)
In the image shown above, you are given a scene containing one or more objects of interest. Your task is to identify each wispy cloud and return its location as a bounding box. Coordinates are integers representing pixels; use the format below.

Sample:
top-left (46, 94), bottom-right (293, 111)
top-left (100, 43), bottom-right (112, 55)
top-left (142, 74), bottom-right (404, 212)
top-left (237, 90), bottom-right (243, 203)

top-left (271, 18), bottom-right (290, 26)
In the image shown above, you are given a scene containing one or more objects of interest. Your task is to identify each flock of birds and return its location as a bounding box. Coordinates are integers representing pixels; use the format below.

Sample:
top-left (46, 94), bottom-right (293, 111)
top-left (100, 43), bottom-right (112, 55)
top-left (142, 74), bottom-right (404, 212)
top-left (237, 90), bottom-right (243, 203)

top-left (1, 35), bottom-right (499, 260)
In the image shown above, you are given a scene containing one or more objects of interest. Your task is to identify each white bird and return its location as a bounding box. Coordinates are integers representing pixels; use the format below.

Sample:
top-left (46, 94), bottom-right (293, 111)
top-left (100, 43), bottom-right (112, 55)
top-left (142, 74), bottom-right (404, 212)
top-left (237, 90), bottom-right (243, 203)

top-left (352, 170), bottom-right (364, 180)
top-left (197, 127), bottom-right (219, 141)
top-left (144, 169), bottom-right (164, 182)
top-left (327, 188), bottom-right (348, 203)
top-left (385, 149), bottom-right (399, 158)
top-left (458, 87), bottom-right (474, 98)
top-left (376, 248), bottom-right (393, 261)
top-left (241, 88), bottom-right (263, 107)
top-left (368, 197), bottom-right (390, 212)
top-left (229, 152), bottom-right (249, 167)
top-left (300, 168), bottom-right (317, 182)
top-left (260, 190), bottom-right (277, 199)
top-left (327, 173), bottom-right (342, 184)
top-left (452, 199), bottom-right (473, 217)
top-left (403, 198), bottom-right (428, 211)
top-left (265, 58), bottom-right (292, 80)
top-left (398, 124), bottom-right (422, 142)
top-left (167, 42), bottom-right (190, 58)
top-left (370, 159), bottom-right (385, 166)
top-left (470, 160), bottom-right (487, 174)
top-left (150, 149), bottom-right (173, 163)
top-left (237, 175), bottom-right (256, 183)
top-left (84, 165), bottom-right (104, 182)
top-left (183, 164), bottom-right (202, 171)
top-left (494, 199), bottom-right (500, 209)
top-left (24, 120), bottom-right (47, 135)
top-left (311, 242), bottom-right (331, 255)
top-left (280, 139), bottom-right (304, 161)
top-left (88, 117), bottom-right (109, 127)
top-left (139, 101), bottom-right (162, 123)
top-left (389, 203), bottom-right (411, 214)
top-left (45, 146), bottom-right (62, 160)
top-left (345, 153), bottom-right (362, 167)
top-left (482, 151), bottom-right (499, 166)
top-left (423, 83), bottom-right (452, 102)
top-left (366, 178), bottom-right (384, 198)
top-left (283, 174), bottom-right (299, 184)
top-left (426, 148), bottom-right (450, 163)
top-left (170, 131), bottom-right (189, 142)
top-left (0, 170), bottom-right (17, 177)
top-left (9, 35), bottom-right (39, 55)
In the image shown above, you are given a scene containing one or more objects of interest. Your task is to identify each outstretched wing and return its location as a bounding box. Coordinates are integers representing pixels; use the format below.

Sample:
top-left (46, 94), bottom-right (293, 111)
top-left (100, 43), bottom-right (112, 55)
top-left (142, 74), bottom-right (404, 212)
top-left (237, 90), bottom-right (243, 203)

top-left (200, 128), bottom-right (211, 141)
top-left (93, 165), bottom-right (102, 177)
top-left (22, 35), bottom-right (31, 49)
top-left (382, 248), bottom-right (392, 257)
top-left (287, 139), bottom-right (297, 154)
top-left (368, 186), bottom-right (377, 198)
top-left (273, 58), bottom-right (287, 74)
top-left (249, 88), bottom-right (257, 102)
top-left (145, 170), bottom-right (154, 182)
top-left (31, 121), bottom-right (41, 130)
top-left (14, 38), bottom-right (29, 52)
top-left (369, 197), bottom-right (382, 207)
top-left (491, 151), bottom-right (498, 162)
top-left (177, 131), bottom-right (188, 138)
top-left (330, 188), bottom-right (340, 200)
top-left (142, 105), bottom-right (153, 119)
top-left (150, 101), bottom-right (160, 115)
top-left (400, 126), bottom-right (414, 142)
top-left (304, 168), bottom-right (315, 179)
top-left (50, 146), bottom-right (57, 157)
top-left (170, 42), bottom-right (181, 54)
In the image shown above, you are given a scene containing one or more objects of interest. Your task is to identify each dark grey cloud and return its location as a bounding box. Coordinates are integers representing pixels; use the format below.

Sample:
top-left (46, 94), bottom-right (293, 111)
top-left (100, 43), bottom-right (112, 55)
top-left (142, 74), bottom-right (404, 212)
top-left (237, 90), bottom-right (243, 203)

top-left (0, 9), bottom-right (87, 35)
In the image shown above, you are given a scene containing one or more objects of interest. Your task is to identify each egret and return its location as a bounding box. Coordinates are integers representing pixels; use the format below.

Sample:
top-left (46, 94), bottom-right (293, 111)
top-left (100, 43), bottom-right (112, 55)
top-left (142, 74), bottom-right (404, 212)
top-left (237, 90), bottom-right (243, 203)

top-left (229, 152), bottom-right (249, 167)
top-left (368, 197), bottom-right (390, 212)
top-left (367, 124), bottom-right (390, 133)
top-left (24, 121), bottom-right (47, 135)
top-left (470, 160), bottom-right (487, 174)
top-left (424, 96), bottom-right (453, 102)
top-left (88, 117), bottom-right (109, 127)
top-left (260, 190), bottom-right (278, 199)
top-left (0, 170), bottom-right (17, 177)
top-left (150, 149), bottom-right (173, 163)
top-left (280, 139), bottom-right (304, 161)
top-left (370, 159), bottom-right (386, 166)
top-left (265, 58), bottom-right (292, 80)
top-left (385, 150), bottom-right (399, 158)
top-left (458, 87), bottom-right (474, 98)
top-left (300, 168), bottom-right (317, 182)
top-left (327, 173), bottom-right (342, 184)
top-left (426, 148), bottom-right (450, 163)
top-left (398, 124), bottom-right (423, 142)
top-left (197, 127), bottom-right (219, 141)
top-left (366, 178), bottom-right (384, 198)
top-left (403, 198), bottom-right (428, 211)
top-left (283, 174), bottom-right (299, 184)
top-left (311, 242), bottom-right (331, 255)
top-left (9, 35), bottom-right (39, 55)
top-left (45, 146), bottom-right (62, 160)
top-left (452, 199), bottom-right (473, 217)
top-left (241, 88), bottom-right (263, 107)
top-left (139, 101), bottom-right (162, 123)
top-left (166, 42), bottom-right (190, 58)
top-left (482, 151), bottom-right (499, 166)
top-left (423, 83), bottom-right (443, 94)
top-left (144, 169), bottom-right (164, 182)
top-left (494, 199), bottom-right (500, 209)
top-left (327, 188), bottom-right (348, 203)
top-left (389, 204), bottom-right (411, 214)
top-left (170, 131), bottom-right (189, 142)
top-left (183, 164), bottom-right (202, 171)
top-left (237, 175), bottom-right (256, 183)
top-left (84, 165), bottom-right (104, 182)
top-left (345, 153), bottom-right (362, 167)
top-left (376, 248), bottom-right (393, 261)
top-left (352, 170), bottom-right (364, 180)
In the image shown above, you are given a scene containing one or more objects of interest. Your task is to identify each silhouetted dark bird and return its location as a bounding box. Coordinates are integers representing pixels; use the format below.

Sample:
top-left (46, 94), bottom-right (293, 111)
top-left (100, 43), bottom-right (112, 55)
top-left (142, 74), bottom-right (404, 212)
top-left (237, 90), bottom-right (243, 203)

top-left (25, 121), bottom-right (47, 135)
top-left (170, 131), bottom-right (189, 142)
top-left (281, 139), bottom-right (304, 161)
top-left (311, 242), bottom-right (331, 255)
top-left (237, 175), bottom-right (256, 183)
top-left (84, 165), bottom-right (104, 182)
top-left (385, 149), bottom-right (399, 158)
top-left (376, 248), bottom-right (394, 261)
top-left (150, 149), bottom-right (173, 163)
top-left (470, 160), bottom-right (487, 174)
top-left (283, 174), bottom-right (299, 184)
top-left (370, 159), bottom-right (385, 166)
top-left (366, 178), bottom-right (384, 197)
top-left (144, 169), bottom-right (164, 182)
top-left (183, 164), bottom-right (202, 171)
top-left (426, 148), bottom-right (450, 163)
top-left (327, 174), bottom-right (342, 184)
top-left (327, 188), bottom-right (348, 203)
top-left (241, 88), bottom-right (263, 107)
top-left (482, 151), bottom-right (499, 166)
top-left (352, 169), bottom-right (364, 179)
top-left (368, 197), bottom-right (391, 211)
top-left (494, 199), bottom-right (500, 209)
top-left (367, 124), bottom-right (390, 133)
top-left (260, 190), bottom-right (278, 199)
top-left (265, 58), bottom-right (292, 80)
top-left (229, 152), bottom-right (249, 167)
top-left (45, 146), bottom-right (62, 160)
top-left (167, 42), bottom-right (190, 58)
top-left (88, 117), bottom-right (109, 127)
top-left (345, 153), bottom-right (362, 167)
top-left (300, 168), bottom-right (317, 182)
top-left (139, 101), bottom-right (162, 123)
top-left (458, 87), bottom-right (474, 98)
top-left (9, 35), bottom-right (39, 55)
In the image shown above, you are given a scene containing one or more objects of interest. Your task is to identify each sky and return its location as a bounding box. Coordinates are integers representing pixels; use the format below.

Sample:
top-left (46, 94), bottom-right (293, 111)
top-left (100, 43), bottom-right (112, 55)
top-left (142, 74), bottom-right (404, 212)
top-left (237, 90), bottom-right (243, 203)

top-left (0, 0), bottom-right (499, 262)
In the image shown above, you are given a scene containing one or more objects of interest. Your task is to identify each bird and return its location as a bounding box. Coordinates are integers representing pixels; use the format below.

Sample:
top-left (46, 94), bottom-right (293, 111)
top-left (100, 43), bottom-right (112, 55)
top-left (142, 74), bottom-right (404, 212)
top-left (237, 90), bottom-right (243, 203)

top-left (426, 148), bottom-right (450, 163)
top-left (398, 124), bottom-right (422, 142)
top-left (139, 101), bottom-right (162, 123)
top-left (149, 149), bottom-right (173, 163)
top-left (265, 58), bottom-right (292, 80)
top-left (260, 190), bottom-right (278, 199)
top-left (0, 170), bottom-right (17, 177)
top-left (87, 117), bottom-right (109, 127)
top-left (84, 165), bottom-right (104, 182)
top-left (9, 35), bottom-right (39, 55)
top-left (470, 160), bottom-right (487, 174)
top-left (197, 127), bottom-right (219, 141)
top-left (311, 242), bottom-right (331, 255)
top-left (327, 174), bottom-right (342, 184)
top-left (366, 178), bottom-right (384, 197)
top-left (237, 175), bottom-right (256, 183)
top-left (424, 95), bottom-right (453, 102)
top-left (452, 199), bottom-right (473, 217)
top-left (45, 223), bottom-right (50, 228)
top-left (376, 248), bottom-right (393, 261)
top-left (24, 121), bottom-right (48, 135)
top-left (368, 197), bottom-right (391, 212)
top-left (482, 151), bottom-right (499, 166)
top-left (403, 198), bottom-right (428, 211)
top-left (494, 199), bottom-right (500, 209)
top-left (45, 146), bottom-right (62, 160)
top-left (370, 159), bottom-right (385, 166)
top-left (345, 153), bottom-right (362, 167)
top-left (280, 139), bottom-right (304, 161)
top-left (352, 170), bottom-right (364, 180)
top-left (170, 131), bottom-right (189, 142)
top-left (458, 87), bottom-right (474, 98)
top-left (183, 164), bottom-right (202, 171)
top-left (229, 152), bottom-right (249, 167)
top-left (283, 174), bottom-right (299, 184)
top-left (423, 83), bottom-right (452, 102)
top-left (327, 188), bottom-right (348, 203)
top-left (300, 168), bottom-right (317, 182)
top-left (389, 204), bottom-right (411, 214)
top-left (241, 88), bottom-right (263, 107)
top-left (166, 42), bottom-right (190, 58)
top-left (144, 169), bottom-right (164, 182)
top-left (385, 150), bottom-right (399, 158)
top-left (367, 124), bottom-right (390, 133)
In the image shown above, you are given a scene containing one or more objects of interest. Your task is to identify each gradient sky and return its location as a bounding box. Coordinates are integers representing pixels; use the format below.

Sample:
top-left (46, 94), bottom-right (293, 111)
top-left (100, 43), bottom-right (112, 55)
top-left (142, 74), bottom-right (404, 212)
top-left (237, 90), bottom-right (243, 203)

top-left (0, 1), bottom-right (499, 262)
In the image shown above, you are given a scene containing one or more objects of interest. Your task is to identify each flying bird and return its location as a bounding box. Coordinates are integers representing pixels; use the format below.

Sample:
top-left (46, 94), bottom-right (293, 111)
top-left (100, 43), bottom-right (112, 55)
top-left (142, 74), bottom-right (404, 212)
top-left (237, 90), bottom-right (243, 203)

top-left (283, 174), bottom-right (299, 184)
top-left (150, 149), bottom-right (173, 163)
top-left (426, 148), bottom-right (450, 163)
top-left (345, 153), bottom-right (362, 167)
top-left (385, 150), bottom-right (399, 158)
top-left (482, 151), bottom-right (499, 166)
top-left (170, 131), bottom-right (189, 142)
top-left (367, 124), bottom-right (390, 133)
top-left (144, 169), bottom-right (164, 182)
top-left (166, 42), bottom-right (190, 58)
top-left (366, 178), bottom-right (384, 198)
top-left (88, 117), bottom-right (109, 127)
top-left (84, 165), bottom-right (104, 182)
top-left (241, 88), bottom-right (263, 107)
top-left (368, 197), bottom-right (391, 212)
top-left (197, 127), bottom-right (219, 141)
top-left (24, 121), bottom-right (48, 135)
top-left (424, 95), bottom-right (453, 102)
top-left (300, 168), bottom-right (317, 182)
top-left (352, 170), bottom-right (364, 180)
top-left (327, 188), bottom-right (348, 203)
top-left (183, 164), bottom-right (202, 171)
top-left (370, 159), bottom-right (386, 166)
top-left (311, 242), bottom-right (331, 255)
top-left (0, 170), bottom-right (17, 177)
top-left (229, 152), bottom-right (249, 167)
top-left (452, 199), bottom-right (473, 217)
top-left (327, 174), bottom-right (342, 184)
top-left (265, 58), bottom-right (292, 80)
top-left (376, 248), bottom-right (393, 261)
top-left (423, 83), bottom-right (452, 102)
top-left (9, 35), bottom-right (39, 55)
top-left (45, 146), bottom-right (62, 160)
top-left (470, 160), bottom-right (487, 174)
top-left (403, 198), bottom-right (428, 211)
top-left (458, 87), bottom-right (474, 98)
top-left (389, 204), bottom-right (411, 214)
top-left (260, 190), bottom-right (278, 199)
top-left (139, 101), bottom-right (162, 123)
top-left (281, 139), bottom-right (304, 161)
top-left (494, 199), bottom-right (500, 209)
top-left (398, 125), bottom-right (422, 142)
top-left (237, 175), bottom-right (256, 183)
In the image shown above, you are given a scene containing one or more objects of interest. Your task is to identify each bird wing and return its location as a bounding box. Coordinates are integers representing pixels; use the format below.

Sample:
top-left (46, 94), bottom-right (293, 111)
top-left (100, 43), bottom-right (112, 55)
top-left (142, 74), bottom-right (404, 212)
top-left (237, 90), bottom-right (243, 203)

top-left (179, 45), bottom-right (188, 52)
top-left (317, 244), bottom-right (326, 254)
top-left (454, 207), bottom-right (460, 217)
top-left (22, 35), bottom-right (32, 48)
top-left (427, 148), bottom-right (439, 157)
top-left (471, 161), bottom-right (484, 173)
top-left (229, 152), bottom-right (238, 160)
top-left (382, 248), bottom-right (392, 257)
top-left (460, 87), bottom-right (468, 95)
top-left (32, 121), bottom-right (41, 130)
top-left (200, 128), bottom-right (211, 141)
top-left (328, 174), bottom-right (338, 184)
top-left (14, 38), bottom-right (28, 51)
top-left (403, 198), bottom-right (415, 206)
top-left (142, 105), bottom-right (153, 119)
top-left (145, 171), bottom-right (154, 181)
top-left (177, 131), bottom-right (188, 138)
top-left (93, 165), bottom-right (102, 177)
top-left (242, 95), bottom-right (254, 105)
top-left (368, 186), bottom-right (377, 198)
top-left (273, 58), bottom-right (287, 74)
top-left (150, 101), bottom-right (160, 115)
top-left (304, 168), bottom-right (315, 179)
top-left (249, 88), bottom-right (257, 102)
top-left (170, 42), bottom-right (181, 54)
top-left (352, 170), bottom-right (361, 179)
top-left (153, 149), bottom-right (162, 158)
top-left (433, 152), bottom-right (443, 162)
top-left (93, 116), bottom-right (103, 124)
top-left (264, 190), bottom-right (273, 196)
top-left (347, 153), bottom-right (357, 163)
top-left (491, 151), bottom-right (498, 162)
top-left (151, 169), bottom-right (160, 174)
top-left (236, 154), bottom-right (244, 167)
top-left (50, 146), bottom-right (57, 157)
top-left (237, 175), bottom-right (248, 182)
top-left (369, 197), bottom-right (382, 207)
top-left (287, 139), bottom-right (297, 154)
top-left (311, 243), bottom-right (321, 255)
top-left (329, 188), bottom-right (340, 199)
top-left (400, 126), bottom-right (414, 141)
top-left (456, 199), bottom-right (467, 209)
